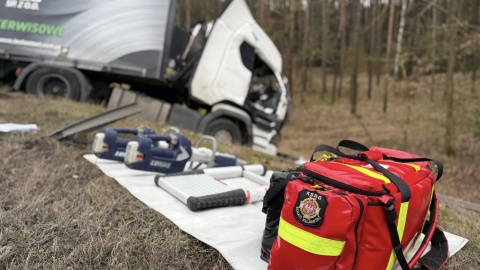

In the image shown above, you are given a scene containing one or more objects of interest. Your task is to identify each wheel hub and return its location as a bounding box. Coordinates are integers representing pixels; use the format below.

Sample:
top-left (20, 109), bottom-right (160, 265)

top-left (37, 74), bottom-right (71, 98)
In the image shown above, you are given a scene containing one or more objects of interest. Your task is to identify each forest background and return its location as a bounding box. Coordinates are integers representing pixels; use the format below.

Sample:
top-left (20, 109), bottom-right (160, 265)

top-left (177, 0), bottom-right (480, 155)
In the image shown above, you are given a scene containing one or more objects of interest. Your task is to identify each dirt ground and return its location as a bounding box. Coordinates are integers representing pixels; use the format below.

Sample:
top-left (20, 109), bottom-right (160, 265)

top-left (1, 72), bottom-right (479, 269)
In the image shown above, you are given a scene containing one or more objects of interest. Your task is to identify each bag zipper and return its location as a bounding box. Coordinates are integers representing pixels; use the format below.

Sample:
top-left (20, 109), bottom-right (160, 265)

top-left (301, 168), bottom-right (388, 196)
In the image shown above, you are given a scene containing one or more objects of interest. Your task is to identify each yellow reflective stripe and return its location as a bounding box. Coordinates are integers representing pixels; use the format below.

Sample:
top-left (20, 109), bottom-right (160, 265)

top-left (337, 162), bottom-right (421, 184)
top-left (397, 202), bottom-right (409, 241)
top-left (278, 217), bottom-right (345, 256)
top-left (337, 163), bottom-right (391, 183)
top-left (404, 163), bottom-right (420, 171)
top-left (390, 161), bottom-right (420, 172)
top-left (386, 202), bottom-right (409, 269)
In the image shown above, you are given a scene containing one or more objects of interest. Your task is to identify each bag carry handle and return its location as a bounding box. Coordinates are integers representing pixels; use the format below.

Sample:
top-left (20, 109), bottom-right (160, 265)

top-left (316, 140), bottom-right (444, 181)
top-left (310, 144), bottom-right (412, 202)
top-left (337, 139), bottom-right (370, 152)
top-left (339, 140), bottom-right (444, 182)
top-left (386, 191), bottom-right (449, 270)
top-left (310, 144), bottom-right (359, 162)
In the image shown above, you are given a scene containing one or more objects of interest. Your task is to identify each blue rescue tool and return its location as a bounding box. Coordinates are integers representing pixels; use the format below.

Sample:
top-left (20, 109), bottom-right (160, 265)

top-left (124, 133), bottom-right (193, 174)
top-left (189, 135), bottom-right (246, 169)
top-left (92, 127), bottom-right (156, 161)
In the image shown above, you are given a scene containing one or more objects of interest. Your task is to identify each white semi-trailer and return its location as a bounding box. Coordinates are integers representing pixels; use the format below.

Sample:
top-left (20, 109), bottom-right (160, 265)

top-left (0, 0), bottom-right (291, 155)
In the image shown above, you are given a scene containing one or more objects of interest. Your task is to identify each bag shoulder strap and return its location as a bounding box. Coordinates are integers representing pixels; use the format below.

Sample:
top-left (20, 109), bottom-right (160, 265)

top-left (386, 191), bottom-right (449, 270)
top-left (262, 171), bottom-right (300, 213)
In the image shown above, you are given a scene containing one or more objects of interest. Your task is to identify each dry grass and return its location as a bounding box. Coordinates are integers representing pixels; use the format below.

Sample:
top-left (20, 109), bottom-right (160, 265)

top-left (0, 70), bottom-right (479, 269)
top-left (0, 91), bottom-right (232, 269)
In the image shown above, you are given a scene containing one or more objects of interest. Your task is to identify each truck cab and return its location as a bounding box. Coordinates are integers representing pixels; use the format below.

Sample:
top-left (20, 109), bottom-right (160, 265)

top-left (170, 0), bottom-right (290, 155)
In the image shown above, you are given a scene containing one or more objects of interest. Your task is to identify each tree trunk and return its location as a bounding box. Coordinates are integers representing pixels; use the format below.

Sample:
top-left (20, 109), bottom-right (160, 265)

top-left (185, 0), bottom-right (191, 31)
top-left (383, 0), bottom-right (395, 113)
top-left (257, 0), bottom-right (265, 27)
top-left (393, 0), bottom-right (407, 81)
top-left (331, 1), bottom-right (339, 104)
top-left (283, 2), bottom-right (289, 56)
top-left (217, 0), bottom-right (223, 16)
top-left (332, 69), bottom-right (338, 104)
top-left (367, 2), bottom-right (377, 99)
top-left (283, 1), bottom-right (293, 95)
top-left (412, 9), bottom-right (421, 49)
top-left (301, 0), bottom-right (311, 104)
top-left (471, 2), bottom-right (480, 94)
top-left (288, 0), bottom-right (296, 94)
top-left (473, 54), bottom-right (477, 94)
top-left (337, 0), bottom-right (347, 98)
top-left (321, 0), bottom-right (329, 99)
top-left (375, 0), bottom-right (386, 86)
top-left (445, 0), bottom-right (459, 156)
top-left (431, 0), bottom-right (437, 101)
top-left (350, 0), bottom-right (361, 114)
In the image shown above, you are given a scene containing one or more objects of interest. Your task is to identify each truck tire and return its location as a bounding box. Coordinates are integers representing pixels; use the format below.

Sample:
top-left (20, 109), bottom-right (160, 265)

top-left (90, 81), bottom-right (112, 104)
top-left (26, 67), bottom-right (82, 101)
top-left (206, 118), bottom-right (242, 145)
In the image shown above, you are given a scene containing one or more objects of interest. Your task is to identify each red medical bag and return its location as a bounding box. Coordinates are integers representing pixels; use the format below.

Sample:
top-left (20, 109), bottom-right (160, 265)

top-left (263, 140), bottom-right (449, 270)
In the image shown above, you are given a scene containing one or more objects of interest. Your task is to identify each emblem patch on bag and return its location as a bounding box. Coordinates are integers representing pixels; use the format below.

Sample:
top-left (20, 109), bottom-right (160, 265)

top-left (294, 190), bottom-right (328, 227)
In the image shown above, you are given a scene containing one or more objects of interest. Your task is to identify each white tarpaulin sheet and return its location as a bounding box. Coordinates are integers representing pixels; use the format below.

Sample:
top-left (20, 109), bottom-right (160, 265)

top-left (84, 154), bottom-right (469, 270)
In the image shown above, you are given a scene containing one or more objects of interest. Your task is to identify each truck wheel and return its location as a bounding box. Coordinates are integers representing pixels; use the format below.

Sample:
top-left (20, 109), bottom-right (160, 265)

top-left (26, 67), bottom-right (81, 101)
top-left (206, 118), bottom-right (242, 145)
top-left (90, 81), bottom-right (112, 104)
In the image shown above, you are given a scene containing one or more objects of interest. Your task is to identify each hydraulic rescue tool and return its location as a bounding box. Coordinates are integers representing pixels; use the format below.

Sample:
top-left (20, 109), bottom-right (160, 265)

top-left (94, 126), bottom-right (246, 173)
top-left (124, 133), bottom-right (193, 174)
top-left (92, 127), bottom-right (156, 161)
top-left (124, 132), bottom-right (246, 173)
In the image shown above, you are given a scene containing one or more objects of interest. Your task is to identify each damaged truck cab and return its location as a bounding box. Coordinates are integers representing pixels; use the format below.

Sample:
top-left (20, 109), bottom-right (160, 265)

top-left (171, 0), bottom-right (290, 155)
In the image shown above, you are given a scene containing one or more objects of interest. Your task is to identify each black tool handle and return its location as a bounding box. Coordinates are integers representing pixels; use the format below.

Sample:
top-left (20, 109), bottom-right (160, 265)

top-left (186, 189), bottom-right (247, 211)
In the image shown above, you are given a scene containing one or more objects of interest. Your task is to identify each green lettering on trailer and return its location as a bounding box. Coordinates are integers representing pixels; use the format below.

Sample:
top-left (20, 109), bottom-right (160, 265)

top-left (15, 21), bottom-right (30, 32)
top-left (7, 20), bottom-right (16, 31)
top-left (57, 27), bottom-right (64, 36)
top-left (38, 24), bottom-right (46, 34)
top-left (46, 25), bottom-right (58, 35)
top-left (31, 23), bottom-right (38, 33)
top-left (0, 20), bottom-right (7, 30)
top-left (0, 19), bottom-right (65, 36)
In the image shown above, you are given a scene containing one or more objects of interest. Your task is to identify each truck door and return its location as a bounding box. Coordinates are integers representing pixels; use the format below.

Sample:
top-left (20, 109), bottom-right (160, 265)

top-left (189, 0), bottom-right (283, 108)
